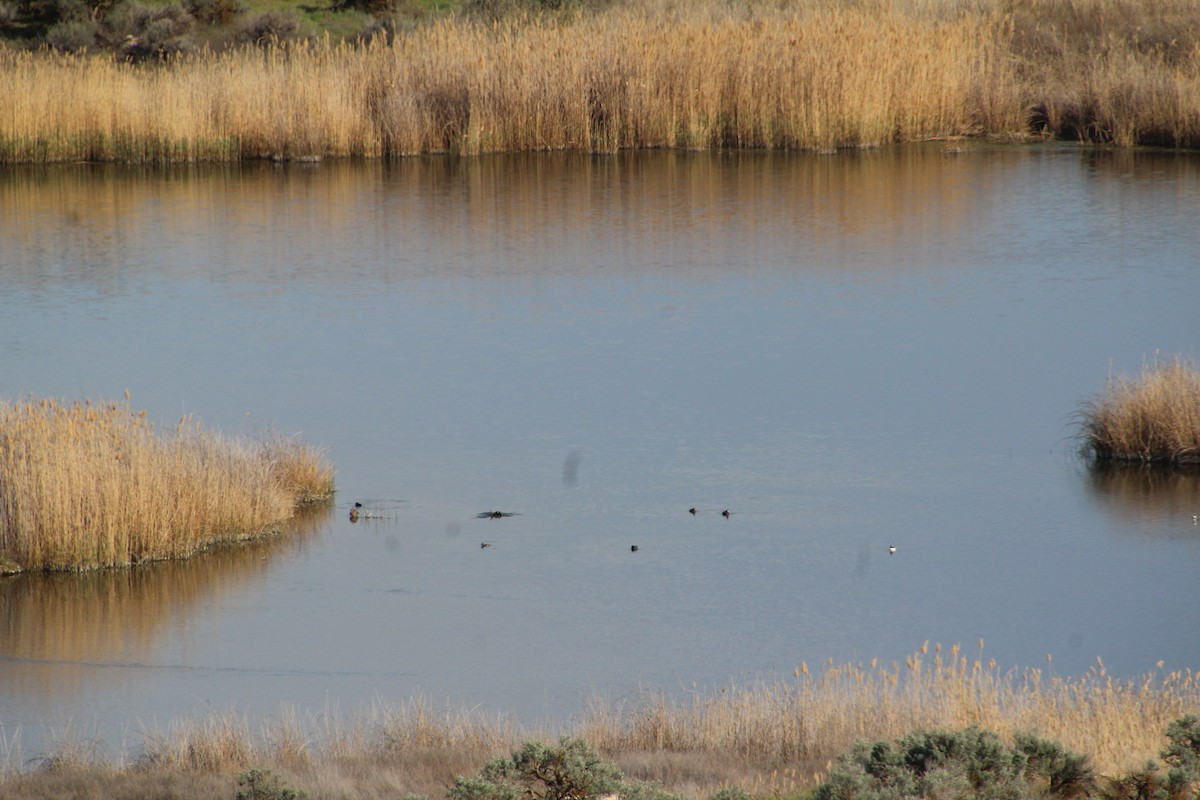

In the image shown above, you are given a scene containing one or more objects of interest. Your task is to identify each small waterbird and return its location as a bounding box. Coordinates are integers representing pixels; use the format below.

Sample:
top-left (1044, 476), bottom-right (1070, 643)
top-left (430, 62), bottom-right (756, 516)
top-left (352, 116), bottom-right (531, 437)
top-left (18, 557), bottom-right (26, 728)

top-left (689, 507), bottom-right (697, 515)
top-left (721, 509), bottom-right (731, 518)
top-left (631, 545), bottom-right (639, 552)
top-left (889, 545), bottom-right (896, 554)
top-left (481, 542), bottom-right (492, 549)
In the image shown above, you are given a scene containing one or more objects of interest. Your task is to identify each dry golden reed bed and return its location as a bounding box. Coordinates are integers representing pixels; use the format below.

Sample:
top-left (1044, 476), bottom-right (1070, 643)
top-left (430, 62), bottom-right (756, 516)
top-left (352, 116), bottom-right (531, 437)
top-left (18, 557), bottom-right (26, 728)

top-left (0, 396), bottom-right (334, 571)
top-left (3, 0), bottom-right (1200, 162)
top-left (1082, 357), bottom-right (1200, 464)
top-left (1, 644), bottom-right (1196, 799)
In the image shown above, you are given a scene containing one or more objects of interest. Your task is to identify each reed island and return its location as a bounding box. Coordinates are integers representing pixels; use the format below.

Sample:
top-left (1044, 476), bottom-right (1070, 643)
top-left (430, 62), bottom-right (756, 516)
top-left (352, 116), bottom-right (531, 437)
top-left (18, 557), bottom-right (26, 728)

top-left (1082, 357), bottom-right (1200, 465)
top-left (0, 396), bottom-right (334, 572)
top-left (1, 0), bottom-right (1200, 162)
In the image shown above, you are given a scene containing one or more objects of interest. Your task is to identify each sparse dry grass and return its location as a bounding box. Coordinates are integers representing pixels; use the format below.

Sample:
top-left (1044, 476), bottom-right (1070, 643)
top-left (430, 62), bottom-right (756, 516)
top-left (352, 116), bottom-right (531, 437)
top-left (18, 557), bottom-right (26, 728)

top-left (2, 645), bottom-right (1196, 800)
top-left (0, 395), bottom-right (335, 571)
top-left (1082, 357), bottom-right (1200, 464)
top-left (2, 0), bottom-right (1199, 162)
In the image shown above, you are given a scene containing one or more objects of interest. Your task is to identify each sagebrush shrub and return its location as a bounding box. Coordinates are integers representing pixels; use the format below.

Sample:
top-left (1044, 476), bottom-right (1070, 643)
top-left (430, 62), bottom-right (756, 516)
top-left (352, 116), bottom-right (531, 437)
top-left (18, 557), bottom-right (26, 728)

top-left (236, 768), bottom-right (308, 800)
top-left (450, 738), bottom-right (680, 800)
top-left (814, 727), bottom-right (1093, 800)
top-left (1014, 732), bottom-right (1097, 799)
top-left (45, 16), bottom-right (94, 48)
top-left (1162, 715), bottom-right (1200, 799)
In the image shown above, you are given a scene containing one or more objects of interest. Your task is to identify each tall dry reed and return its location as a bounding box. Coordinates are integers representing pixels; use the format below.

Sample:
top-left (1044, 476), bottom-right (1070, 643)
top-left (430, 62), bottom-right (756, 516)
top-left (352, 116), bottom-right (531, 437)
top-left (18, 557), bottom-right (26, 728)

top-left (0, 396), bottom-right (334, 571)
top-left (1005, 0), bottom-right (1200, 146)
top-left (7, 0), bottom-right (1200, 162)
top-left (1082, 357), bottom-right (1200, 464)
top-left (11, 0), bottom-right (1199, 162)
top-left (578, 642), bottom-right (1200, 791)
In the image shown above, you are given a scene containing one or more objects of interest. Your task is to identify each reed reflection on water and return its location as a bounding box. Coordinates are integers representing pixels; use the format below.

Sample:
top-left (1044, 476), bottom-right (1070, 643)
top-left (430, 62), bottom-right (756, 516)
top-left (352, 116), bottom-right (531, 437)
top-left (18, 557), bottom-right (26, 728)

top-left (1, 145), bottom-right (1199, 758)
top-left (11, 144), bottom-right (1194, 289)
top-left (0, 508), bottom-right (330, 699)
top-left (1086, 464), bottom-right (1200, 530)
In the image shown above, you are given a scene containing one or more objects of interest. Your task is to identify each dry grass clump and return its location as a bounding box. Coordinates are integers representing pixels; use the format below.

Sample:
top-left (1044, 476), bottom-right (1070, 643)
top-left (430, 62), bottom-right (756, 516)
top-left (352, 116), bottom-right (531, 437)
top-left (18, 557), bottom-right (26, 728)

top-left (0, 396), bottom-right (334, 571)
top-left (135, 697), bottom-right (518, 773)
top-left (1082, 357), bottom-right (1200, 464)
top-left (259, 433), bottom-right (337, 505)
top-left (0, 761), bottom-right (230, 800)
top-left (128, 700), bottom-right (519, 800)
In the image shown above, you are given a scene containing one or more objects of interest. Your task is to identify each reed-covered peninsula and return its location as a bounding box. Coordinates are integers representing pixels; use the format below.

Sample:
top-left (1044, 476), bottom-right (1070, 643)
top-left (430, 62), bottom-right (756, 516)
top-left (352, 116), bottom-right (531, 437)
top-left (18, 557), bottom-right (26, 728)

top-left (1, 0), bottom-right (1199, 163)
top-left (0, 396), bottom-right (334, 571)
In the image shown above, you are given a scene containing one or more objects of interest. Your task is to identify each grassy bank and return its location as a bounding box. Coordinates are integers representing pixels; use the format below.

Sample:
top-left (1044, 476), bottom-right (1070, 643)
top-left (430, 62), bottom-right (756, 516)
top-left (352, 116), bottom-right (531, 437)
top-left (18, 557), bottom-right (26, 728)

top-left (1, 645), bottom-right (1197, 799)
top-left (0, 396), bottom-right (334, 571)
top-left (1, 0), bottom-right (1200, 162)
top-left (1082, 357), bottom-right (1200, 465)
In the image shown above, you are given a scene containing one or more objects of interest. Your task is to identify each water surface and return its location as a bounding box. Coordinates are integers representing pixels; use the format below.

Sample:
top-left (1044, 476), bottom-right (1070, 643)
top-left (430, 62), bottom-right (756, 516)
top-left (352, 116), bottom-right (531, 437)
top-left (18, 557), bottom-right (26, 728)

top-left (1, 146), bottom-right (1199, 757)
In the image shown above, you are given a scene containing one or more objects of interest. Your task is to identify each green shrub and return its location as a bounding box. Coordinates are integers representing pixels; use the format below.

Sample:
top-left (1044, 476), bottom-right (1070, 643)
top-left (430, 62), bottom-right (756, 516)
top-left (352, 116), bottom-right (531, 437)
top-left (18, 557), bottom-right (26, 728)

top-left (31, 0), bottom-right (93, 24)
top-left (708, 789), bottom-right (752, 800)
top-left (449, 738), bottom-right (681, 800)
top-left (1100, 761), bottom-right (1169, 800)
top-left (184, 0), bottom-right (241, 25)
top-left (0, 1), bottom-right (19, 31)
top-left (1162, 715), bottom-right (1200, 800)
top-left (102, 0), bottom-right (194, 58)
top-left (231, 9), bottom-right (297, 44)
top-left (44, 16), bottom-right (94, 48)
top-left (814, 727), bottom-right (1094, 800)
top-left (1014, 732), bottom-right (1097, 799)
top-left (236, 768), bottom-right (308, 800)
top-left (461, 0), bottom-right (611, 23)
top-left (331, 0), bottom-right (395, 17)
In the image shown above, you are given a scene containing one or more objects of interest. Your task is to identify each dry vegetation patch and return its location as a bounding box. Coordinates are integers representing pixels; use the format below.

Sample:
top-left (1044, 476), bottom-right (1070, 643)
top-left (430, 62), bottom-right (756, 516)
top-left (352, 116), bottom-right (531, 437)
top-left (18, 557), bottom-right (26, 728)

top-left (2, 645), bottom-right (1196, 800)
top-left (0, 395), bottom-right (334, 571)
top-left (1082, 357), bottom-right (1200, 464)
top-left (3, 0), bottom-right (1200, 161)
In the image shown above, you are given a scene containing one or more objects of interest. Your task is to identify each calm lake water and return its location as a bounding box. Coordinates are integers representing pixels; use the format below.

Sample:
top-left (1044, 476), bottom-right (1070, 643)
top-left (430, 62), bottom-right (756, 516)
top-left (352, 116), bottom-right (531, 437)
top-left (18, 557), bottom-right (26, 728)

top-left (1, 145), bottom-right (1199, 759)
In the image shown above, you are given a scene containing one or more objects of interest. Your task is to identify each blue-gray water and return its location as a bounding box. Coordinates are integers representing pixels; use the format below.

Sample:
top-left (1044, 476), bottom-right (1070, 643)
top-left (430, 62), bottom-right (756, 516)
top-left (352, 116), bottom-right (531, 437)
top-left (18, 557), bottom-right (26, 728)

top-left (1, 145), bottom-right (1198, 759)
